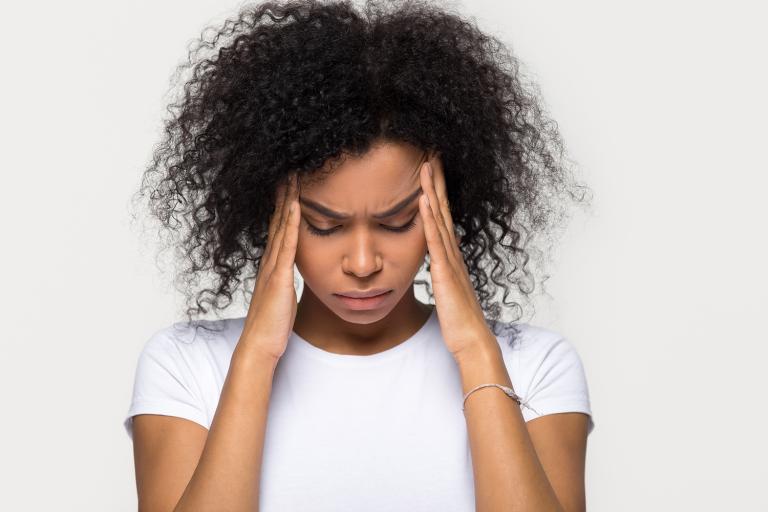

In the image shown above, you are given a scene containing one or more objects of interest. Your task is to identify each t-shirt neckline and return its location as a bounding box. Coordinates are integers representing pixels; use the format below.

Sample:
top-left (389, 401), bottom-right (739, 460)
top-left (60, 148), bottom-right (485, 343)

top-left (289, 306), bottom-right (438, 366)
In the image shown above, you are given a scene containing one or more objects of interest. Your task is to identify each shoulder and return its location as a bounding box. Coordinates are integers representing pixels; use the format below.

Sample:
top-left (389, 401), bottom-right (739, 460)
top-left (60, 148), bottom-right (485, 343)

top-left (487, 319), bottom-right (587, 380)
top-left (131, 317), bottom-right (241, 396)
top-left (486, 318), bottom-right (569, 358)
top-left (140, 317), bottom-right (240, 358)
top-left (124, 317), bottom-right (242, 439)
top-left (485, 318), bottom-right (595, 433)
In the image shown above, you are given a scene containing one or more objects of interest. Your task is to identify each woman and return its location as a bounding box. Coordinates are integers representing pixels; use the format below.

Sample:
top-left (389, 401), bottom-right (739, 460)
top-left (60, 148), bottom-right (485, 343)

top-left (124, 1), bottom-right (595, 510)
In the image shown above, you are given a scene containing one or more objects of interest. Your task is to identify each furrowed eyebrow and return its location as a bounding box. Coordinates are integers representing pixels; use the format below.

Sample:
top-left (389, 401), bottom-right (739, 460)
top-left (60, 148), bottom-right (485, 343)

top-left (299, 187), bottom-right (423, 220)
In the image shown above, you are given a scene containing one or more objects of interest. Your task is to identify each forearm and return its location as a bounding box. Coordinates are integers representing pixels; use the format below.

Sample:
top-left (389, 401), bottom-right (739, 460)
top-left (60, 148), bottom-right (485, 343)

top-left (458, 337), bottom-right (564, 512)
top-left (174, 342), bottom-right (278, 512)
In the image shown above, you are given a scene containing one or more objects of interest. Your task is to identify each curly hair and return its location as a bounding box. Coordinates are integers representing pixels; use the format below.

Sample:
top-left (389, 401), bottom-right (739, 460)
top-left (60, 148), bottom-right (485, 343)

top-left (130, 0), bottom-right (593, 338)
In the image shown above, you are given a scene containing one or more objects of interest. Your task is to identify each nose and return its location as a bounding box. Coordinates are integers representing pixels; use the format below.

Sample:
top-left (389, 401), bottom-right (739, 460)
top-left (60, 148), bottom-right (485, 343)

top-left (341, 227), bottom-right (382, 277)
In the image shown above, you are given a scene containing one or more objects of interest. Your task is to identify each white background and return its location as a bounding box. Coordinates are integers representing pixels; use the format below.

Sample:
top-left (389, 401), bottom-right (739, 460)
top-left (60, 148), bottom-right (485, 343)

top-left (1, 0), bottom-right (765, 510)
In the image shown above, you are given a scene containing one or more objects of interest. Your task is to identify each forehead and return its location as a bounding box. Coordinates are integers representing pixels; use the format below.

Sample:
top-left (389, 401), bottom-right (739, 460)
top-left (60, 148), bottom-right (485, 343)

top-left (298, 143), bottom-right (425, 217)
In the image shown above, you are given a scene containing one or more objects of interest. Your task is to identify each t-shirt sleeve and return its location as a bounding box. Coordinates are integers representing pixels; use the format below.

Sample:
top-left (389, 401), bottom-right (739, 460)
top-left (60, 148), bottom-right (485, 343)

top-left (515, 333), bottom-right (595, 436)
top-left (123, 325), bottom-right (209, 441)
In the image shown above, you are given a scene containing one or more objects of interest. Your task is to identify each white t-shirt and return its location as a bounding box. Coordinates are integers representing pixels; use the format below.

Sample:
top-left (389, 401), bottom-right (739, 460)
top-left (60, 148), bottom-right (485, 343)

top-left (124, 307), bottom-right (593, 511)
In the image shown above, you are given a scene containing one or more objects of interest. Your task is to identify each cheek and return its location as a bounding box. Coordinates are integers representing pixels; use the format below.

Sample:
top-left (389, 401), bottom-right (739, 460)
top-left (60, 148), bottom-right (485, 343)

top-left (407, 219), bottom-right (428, 254)
top-left (293, 234), bottom-right (314, 272)
top-left (294, 228), bottom-right (328, 264)
top-left (411, 234), bottom-right (431, 274)
top-left (390, 229), bottom-right (428, 267)
top-left (294, 230), bottom-right (336, 286)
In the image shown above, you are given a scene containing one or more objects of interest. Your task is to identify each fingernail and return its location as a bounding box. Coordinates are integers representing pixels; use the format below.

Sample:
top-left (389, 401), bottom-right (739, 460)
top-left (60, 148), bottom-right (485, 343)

top-left (427, 163), bottom-right (433, 177)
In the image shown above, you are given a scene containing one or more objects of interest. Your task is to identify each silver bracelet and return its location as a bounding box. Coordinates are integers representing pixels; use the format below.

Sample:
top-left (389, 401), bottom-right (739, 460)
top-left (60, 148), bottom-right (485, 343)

top-left (462, 383), bottom-right (539, 414)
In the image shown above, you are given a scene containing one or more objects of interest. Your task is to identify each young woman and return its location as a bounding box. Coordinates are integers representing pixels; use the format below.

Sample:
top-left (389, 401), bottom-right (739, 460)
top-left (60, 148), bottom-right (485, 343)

top-left (124, 1), bottom-right (595, 510)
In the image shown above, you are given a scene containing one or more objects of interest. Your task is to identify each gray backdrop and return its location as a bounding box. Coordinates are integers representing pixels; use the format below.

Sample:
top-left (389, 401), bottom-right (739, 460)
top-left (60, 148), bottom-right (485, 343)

top-left (1, 0), bottom-right (765, 510)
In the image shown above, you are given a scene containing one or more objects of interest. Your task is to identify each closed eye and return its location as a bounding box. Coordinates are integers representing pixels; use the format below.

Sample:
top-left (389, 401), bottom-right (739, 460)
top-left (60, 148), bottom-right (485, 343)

top-left (305, 214), bottom-right (418, 237)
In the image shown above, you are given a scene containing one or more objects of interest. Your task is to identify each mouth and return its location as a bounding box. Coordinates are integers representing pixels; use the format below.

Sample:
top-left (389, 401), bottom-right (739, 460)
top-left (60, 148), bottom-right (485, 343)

top-left (335, 288), bottom-right (392, 298)
top-left (333, 290), bottom-right (393, 310)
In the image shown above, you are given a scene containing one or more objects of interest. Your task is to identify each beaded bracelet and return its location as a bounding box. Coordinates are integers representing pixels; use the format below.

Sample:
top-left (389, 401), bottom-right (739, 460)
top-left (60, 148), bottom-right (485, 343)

top-left (462, 383), bottom-right (539, 414)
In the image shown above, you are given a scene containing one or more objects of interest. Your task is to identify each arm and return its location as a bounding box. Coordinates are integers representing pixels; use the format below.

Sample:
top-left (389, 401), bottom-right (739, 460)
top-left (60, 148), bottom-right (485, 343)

top-left (133, 172), bottom-right (300, 512)
top-left (173, 343), bottom-right (278, 512)
top-left (457, 336), bottom-right (589, 512)
top-left (133, 342), bottom-right (278, 512)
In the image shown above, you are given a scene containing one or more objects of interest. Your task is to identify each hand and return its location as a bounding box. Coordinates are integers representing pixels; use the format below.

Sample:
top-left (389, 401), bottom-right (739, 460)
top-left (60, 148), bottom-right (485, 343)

top-left (238, 172), bottom-right (301, 362)
top-left (417, 153), bottom-right (497, 361)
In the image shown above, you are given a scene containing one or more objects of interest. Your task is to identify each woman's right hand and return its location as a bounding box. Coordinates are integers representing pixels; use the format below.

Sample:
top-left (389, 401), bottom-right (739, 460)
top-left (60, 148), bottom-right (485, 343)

top-left (237, 172), bottom-right (301, 363)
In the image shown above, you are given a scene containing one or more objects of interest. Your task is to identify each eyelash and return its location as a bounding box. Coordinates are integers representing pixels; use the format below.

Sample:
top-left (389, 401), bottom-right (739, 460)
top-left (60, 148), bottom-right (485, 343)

top-left (306, 216), bottom-right (418, 237)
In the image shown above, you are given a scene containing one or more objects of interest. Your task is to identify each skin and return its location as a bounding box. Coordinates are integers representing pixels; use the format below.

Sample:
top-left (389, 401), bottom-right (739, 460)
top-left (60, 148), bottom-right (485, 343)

top-left (292, 140), bottom-right (435, 355)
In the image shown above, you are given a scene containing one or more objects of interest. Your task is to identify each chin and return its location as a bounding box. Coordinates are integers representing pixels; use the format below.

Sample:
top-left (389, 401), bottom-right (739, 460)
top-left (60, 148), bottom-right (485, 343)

top-left (334, 309), bottom-right (392, 325)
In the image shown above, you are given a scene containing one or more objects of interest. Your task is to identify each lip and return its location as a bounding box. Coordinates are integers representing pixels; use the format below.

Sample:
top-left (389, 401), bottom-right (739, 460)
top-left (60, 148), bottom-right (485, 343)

top-left (335, 288), bottom-right (392, 298)
top-left (334, 289), bottom-right (393, 311)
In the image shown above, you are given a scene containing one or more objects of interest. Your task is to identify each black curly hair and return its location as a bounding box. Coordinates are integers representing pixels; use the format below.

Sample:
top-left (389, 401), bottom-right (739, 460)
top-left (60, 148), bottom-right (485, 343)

top-left (130, 0), bottom-right (593, 338)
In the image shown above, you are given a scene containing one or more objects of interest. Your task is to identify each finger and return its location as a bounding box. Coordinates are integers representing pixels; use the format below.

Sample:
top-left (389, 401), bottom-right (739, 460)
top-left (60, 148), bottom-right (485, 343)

top-left (263, 178), bottom-right (290, 264)
top-left (270, 181), bottom-right (288, 235)
top-left (266, 174), bottom-right (297, 271)
top-left (420, 161), bottom-right (460, 271)
top-left (427, 158), bottom-right (466, 275)
top-left (418, 179), bottom-right (451, 270)
top-left (277, 192), bottom-right (301, 274)
top-left (427, 154), bottom-right (459, 251)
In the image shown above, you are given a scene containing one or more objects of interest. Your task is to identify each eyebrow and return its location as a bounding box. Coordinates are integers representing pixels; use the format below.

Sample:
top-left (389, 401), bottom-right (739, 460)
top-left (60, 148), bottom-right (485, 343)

top-left (299, 187), bottom-right (423, 220)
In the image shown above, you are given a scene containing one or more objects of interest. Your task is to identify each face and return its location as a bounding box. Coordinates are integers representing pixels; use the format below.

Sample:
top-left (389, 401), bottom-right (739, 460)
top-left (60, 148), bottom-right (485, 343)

top-left (294, 141), bottom-right (430, 324)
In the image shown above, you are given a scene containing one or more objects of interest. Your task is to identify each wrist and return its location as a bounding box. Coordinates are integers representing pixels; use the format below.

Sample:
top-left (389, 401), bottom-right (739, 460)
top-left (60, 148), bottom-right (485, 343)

top-left (454, 335), bottom-right (511, 395)
top-left (234, 339), bottom-right (282, 372)
top-left (453, 334), bottom-right (501, 368)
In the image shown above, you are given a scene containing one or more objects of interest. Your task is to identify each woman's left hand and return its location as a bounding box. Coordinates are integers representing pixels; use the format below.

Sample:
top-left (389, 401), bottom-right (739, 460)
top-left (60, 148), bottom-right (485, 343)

top-left (418, 152), bottom-right (498, 362)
